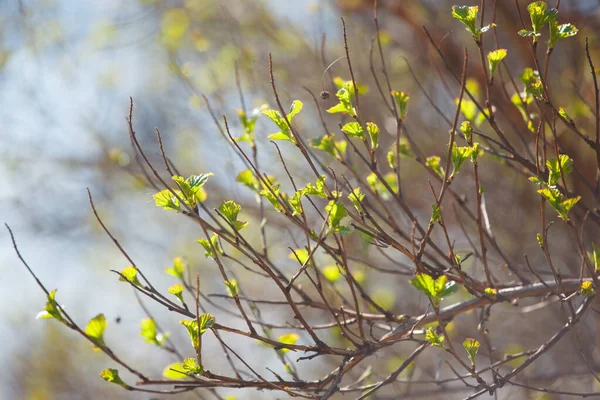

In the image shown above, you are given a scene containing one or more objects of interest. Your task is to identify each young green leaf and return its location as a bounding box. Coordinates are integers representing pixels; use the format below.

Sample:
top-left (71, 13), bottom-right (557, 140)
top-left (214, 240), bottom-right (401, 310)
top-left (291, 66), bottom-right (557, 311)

top-left (521, 1), bottom-right (558, 40)
top-left (118, 266), bottom-right (142, 287)
top-left (85, 313), bottom-right (107, 351)
top-left (140, 318), bottom-right (168, 347)
top-left (325, 200), bottom-right (349, 235)
top-left (153, 189), bottom-right (181, 212)
top-left (366, 122), bottom-right (380, 150)
top-left (322, 265), bottom-right (342, 283)
top-left (426, 156), bottom-right (445, 178)
top-left (182, 357), bottom-right (204, 375)
top-left (451, 143), bottom-right (478, 178)
top-left (460, 121), bottom-right (473, 142)
top-left (168, 284), bottom-right (185, 304)
top-left (410, 273), bottom-right (457, 307)
top-left (262, 101), bottom-right (303, 144)
top-left (197, 233), bottom-right (223, 259)
top-left (224, 279), bottom-right (239, 297)
top-left (218, 200), bottom-right (248, 231)
top-left (520, 68), bottom-right (544, 100)
top-left (341, 122), bottom-right (365, 141)
top-left (100, 369), bottom-right (128, 388)
top-left (277, 333), bottom-right (299, 353)
top-left (163, 362), bottom-right (189, 380)
top-left (333, 77), bottom-right (369, 95)
top-left (580, 281), bottom-right (595, 297)
top-left (425, 327), bottom-right (445, 348)
top-left (171, 174), bottom-right (213, 207)
top-left (310, 134), bottom-right (347, 160)
top-left (236, 169), bottom-right (260, 192)
top-left (593, 243), bottom-right (600, 272)
top-left (452, 5), bottom-right (478, 37)
top-left (289, 248), bottom-right (310, 265)
top-left (487, 49), bottom-right (507, 79)
top-left (165, 257), bottom-right (186, 280)
top-left (463, 338), bottom-right (480, 367)
top-left (537, 187), bottom-right (580, 221)
top-left (300, 175), bottom-right (328, 198)
top-left (431, 205), bottom-right (442, 224)
top-left (348, 187), bottom-right (365, 213)
top-left (36, 289), bottom-right (67, 325)
top-left (484, 287), bottom-right (498, 300)
top-left (180, 314), bottom-right (215, 351)
top-left (327, 82), bottom-right (356, 117)
top-left (546, 154), bottom-right (573, 186)
top-left (548, 21), bottom-right (578, 48)
top-left (391, 91), bottom-right (410, 119)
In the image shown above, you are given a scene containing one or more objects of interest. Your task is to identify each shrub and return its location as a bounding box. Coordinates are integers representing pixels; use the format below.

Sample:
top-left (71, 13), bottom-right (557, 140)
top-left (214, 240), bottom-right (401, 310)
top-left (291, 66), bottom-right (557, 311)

top-left (9, 1), bottom-right (600, 398)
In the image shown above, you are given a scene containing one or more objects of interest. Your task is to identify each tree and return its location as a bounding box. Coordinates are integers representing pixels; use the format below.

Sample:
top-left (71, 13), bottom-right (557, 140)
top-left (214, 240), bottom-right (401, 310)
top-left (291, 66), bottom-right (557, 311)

top-left (8, 1), bottom-right (600, 398)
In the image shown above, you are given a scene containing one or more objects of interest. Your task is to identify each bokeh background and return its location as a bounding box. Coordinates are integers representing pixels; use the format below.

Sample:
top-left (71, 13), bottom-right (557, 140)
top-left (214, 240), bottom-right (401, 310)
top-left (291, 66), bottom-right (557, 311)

top-left (2, 0), bottom-right (600, 399)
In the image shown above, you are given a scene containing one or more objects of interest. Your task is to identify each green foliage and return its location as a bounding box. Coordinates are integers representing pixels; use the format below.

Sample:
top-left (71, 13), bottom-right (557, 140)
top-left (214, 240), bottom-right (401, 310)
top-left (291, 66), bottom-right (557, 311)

top-left (236, 170), bottom-right (260, 192)
top-left (463, 338), bottom-right (480, 367)
top-left (235, 105), bottom-right (267, 144)
top-left (452, 5), bottom-right (493, 41)
top-left (529, 157), bottom-right (579, 221)
top-left (325, 200), bottom-right (350, 235)
top-left (391, 90), bottom-right (410, 119)
top-left (172, 174), bottom-right (212, 207)
top-left (197, 233), bottom-right (224, 258)
top-left (580, 281), bottom-right (595, 297)
top-left (520, 68), bottom-right (544, 100)
top-left (182, 357), bottom-right (204, 375)
top-left (36, 289), bottom-right (67, 325)
top-left (333, 77), bottom-right (369, 95)
top-left (99, 368), bottom-right (128, 388)
top-left (341, 122), bottom-right (365, 141)
top-left (518, 1), bottom-right (558, 40)
top-left (327, 81), bottom-right (357, 117)
top-left (322, 265), bottom-right (342, 282)
top-left (460, 121), bottom-right (473, 142)
top-left (366, 122), bottom-right (380, 150)
top-left (300, 175), bottom-right (328, 198)
top-left (153, 189), bottom-right (181, 212)
top-left (140, 318), bottom-right (169, 347)
top-left (165, 257), bottom-right (186, 280)
top-left (118, 266), bottom-right (141, 287)
top-left (366, 172), bottom-right (398, 200)
top-left (348, 187), bottom-right (365, 213)
top-left (85, 314), bottom-right (107, 351)
top-left (593, 243), bottom-right (600, 272)
top-left (168, 283), bottom-right (185, 304)
top-left (487, 49), bottom-right (507, 79)
top-left (154, 174), bottom-right (212, 211)
top-left (430, 205), bottom-right (442, 224)
top-left (451, 143), bottom-right (480, 178)
top-left (162, 362), bottom-right (189, 380)
top-left (536, 187), bottom-right (580, 221)
top-left (262, 100), bottom-right (303, 143)
top-left (310, 134), bottom-right (347, 160)
top-left (224, 279), bottom-right (239, 297)
top-left (410, 273), bottom-right (458, 307)
top-left (277, 333), bottom-right (299, 353)
top-left (548, 21), bottom-right (578, 48)
top-left (426, 156), bottom-right (445, 178)
top-left (484, 287), bottom-right (498, 300)
top-left (180, 314), bottom-right (215, 351)
top-left (259, 177), bottom-right (286, 213)
top-left (219, 200), bottom-right (248, 231)
top-left (425, 327), bottom-right (445, 348)
top-left (546, 154), bottom-right (573, 186)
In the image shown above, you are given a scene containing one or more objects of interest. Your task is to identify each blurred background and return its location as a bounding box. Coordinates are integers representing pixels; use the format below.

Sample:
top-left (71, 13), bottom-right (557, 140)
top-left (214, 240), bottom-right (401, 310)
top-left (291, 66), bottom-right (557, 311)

top-left (2, 0), bottom-right (600, 399)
